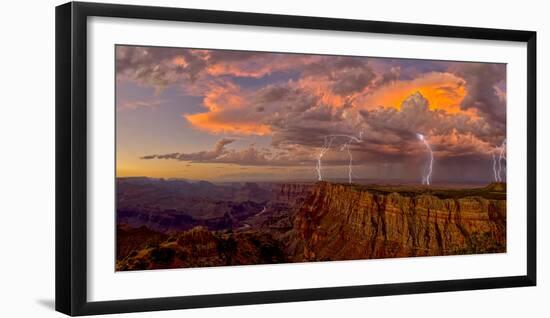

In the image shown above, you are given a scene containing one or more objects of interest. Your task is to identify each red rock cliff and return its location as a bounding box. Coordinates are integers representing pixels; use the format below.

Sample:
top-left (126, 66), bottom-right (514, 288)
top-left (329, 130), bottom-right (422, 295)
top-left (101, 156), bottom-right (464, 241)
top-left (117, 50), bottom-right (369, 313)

top-left (290, 182), bottom-right (506, 261)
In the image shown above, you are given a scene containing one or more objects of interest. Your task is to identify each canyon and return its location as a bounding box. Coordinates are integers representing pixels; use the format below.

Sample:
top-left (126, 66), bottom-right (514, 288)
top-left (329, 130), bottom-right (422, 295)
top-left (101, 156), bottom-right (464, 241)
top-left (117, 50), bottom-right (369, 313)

top-left (116, 179), bottom-right (506, 271)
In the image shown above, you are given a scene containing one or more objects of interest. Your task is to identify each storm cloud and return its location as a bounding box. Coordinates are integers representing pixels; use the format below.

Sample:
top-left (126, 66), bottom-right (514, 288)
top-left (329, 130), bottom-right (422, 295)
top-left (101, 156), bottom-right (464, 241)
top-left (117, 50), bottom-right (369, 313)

top-left (117, 46), bottom-right (507, 181)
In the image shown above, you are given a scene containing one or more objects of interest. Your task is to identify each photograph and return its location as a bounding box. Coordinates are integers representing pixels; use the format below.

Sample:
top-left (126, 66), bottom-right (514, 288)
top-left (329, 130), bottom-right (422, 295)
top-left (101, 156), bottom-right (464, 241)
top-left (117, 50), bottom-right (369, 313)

top-left (115, 46), bottom-right (508, 271)
top-left (0, 0), bottom-right (542, 317)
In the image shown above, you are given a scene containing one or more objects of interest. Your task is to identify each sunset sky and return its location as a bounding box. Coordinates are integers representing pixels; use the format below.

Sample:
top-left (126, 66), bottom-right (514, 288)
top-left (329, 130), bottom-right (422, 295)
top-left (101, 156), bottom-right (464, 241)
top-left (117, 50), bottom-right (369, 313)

top-left (116, 45), bottom-right (506, 183)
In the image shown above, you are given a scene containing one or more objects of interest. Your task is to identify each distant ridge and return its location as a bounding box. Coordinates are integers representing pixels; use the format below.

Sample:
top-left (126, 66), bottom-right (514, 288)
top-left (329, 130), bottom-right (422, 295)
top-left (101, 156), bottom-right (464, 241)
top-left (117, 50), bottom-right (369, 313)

top-left (485, 182), bottom-right (506, 192)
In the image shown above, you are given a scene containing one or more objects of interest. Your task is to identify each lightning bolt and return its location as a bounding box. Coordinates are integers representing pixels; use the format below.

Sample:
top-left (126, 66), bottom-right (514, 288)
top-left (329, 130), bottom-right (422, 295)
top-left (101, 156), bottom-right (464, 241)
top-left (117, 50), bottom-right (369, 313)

top-left (491, 139), bottom-right (506, 182)
top-left (492, 153), bottom-right (499, 182)
top-left (497, 138), bottom-right (507, 182)
top-left (315, 134), bottom-right (363, 183)
top-left (340, 142), bottom-right (354, 184)
top-left (316, 136), bottom-right (335, 181)
top-left (346, 144), bottom-right (353, 184)
top-left (417, 133), bottom-right (433, 186)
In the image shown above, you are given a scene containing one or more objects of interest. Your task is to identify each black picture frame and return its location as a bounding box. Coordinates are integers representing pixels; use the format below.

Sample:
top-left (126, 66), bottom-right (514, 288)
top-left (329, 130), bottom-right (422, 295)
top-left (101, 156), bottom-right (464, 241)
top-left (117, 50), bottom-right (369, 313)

top-left (55, 1), bottom-right (537, 316)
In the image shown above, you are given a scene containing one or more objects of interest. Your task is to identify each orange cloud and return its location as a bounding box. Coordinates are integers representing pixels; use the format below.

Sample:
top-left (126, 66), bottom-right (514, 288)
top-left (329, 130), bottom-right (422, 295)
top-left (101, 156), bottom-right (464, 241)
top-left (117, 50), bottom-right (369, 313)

top-left (185, 112), bottom-right (271, 135)
top-left (184, 72), bottom-right (477, 137)
top-left (172, 56), bottom-right (188, 67)
top-left (185, 83), bottom-right (271, 135)
top-left (202, 84), bottom-right (243, 110)
top-left (358, 72), bottom-right (468, 114)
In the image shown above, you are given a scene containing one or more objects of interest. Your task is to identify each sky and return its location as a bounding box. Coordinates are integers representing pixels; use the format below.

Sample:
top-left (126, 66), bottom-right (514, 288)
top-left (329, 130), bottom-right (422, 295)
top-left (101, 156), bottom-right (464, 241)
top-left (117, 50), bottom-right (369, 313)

top-left (116, 45), bottom-right (507, 184)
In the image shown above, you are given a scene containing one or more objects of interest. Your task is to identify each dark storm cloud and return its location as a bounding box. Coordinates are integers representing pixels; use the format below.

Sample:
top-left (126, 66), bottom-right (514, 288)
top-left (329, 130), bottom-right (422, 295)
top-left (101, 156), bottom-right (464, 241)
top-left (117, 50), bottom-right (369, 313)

top-left (116, 46), bottom-right (208, 87)
top-left (116, 46), bottom-right (321, 93)
top-left (121, 46), bottom-right (506, 173)
top-left (141, 138), bottom-right (236, 161)
top-left (140, 138), bottom-right (313, 166)
top-left (360, 92), bottom-right (493, 140)
top-left (454, 63), bottom-right (507, 127)
top-left (375, 66), bottom-right (401, 87)
top-left (357, 92), bottom-right (499, 162)
top-left (302, 56), bottom-right (377, 96)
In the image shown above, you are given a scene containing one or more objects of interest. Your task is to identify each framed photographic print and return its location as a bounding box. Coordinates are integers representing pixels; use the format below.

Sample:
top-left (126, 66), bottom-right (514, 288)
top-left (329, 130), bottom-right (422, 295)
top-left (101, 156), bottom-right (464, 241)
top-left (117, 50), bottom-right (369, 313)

top-left (55, 1), bottom-right (536, 316)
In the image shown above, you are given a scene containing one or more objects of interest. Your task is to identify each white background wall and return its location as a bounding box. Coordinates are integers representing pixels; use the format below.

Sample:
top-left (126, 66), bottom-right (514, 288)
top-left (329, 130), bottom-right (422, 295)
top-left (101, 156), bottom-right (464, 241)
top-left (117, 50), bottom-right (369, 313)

top-left (0, 0), bottom-right (547, 316)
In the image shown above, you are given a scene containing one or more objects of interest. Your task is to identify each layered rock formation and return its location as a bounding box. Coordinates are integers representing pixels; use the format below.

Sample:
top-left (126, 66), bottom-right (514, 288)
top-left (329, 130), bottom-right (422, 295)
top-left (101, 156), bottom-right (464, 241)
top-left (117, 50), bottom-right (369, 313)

top-left (290, 182), bottom-right (506, 261)
top-left (116, 181), bottom-right (506, 271)
top-left (272, 183), bottom-right (313, 205)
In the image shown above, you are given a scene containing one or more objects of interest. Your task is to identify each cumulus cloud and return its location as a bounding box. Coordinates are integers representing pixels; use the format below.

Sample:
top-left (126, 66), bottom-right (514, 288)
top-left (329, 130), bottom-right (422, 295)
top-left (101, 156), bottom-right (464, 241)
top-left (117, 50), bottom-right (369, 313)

top-left (116, 46), bottom-right (321, 94)
top-left (205, 50), bottom-right (321, 78)
top-left (357, 92), bottom-right (499, 161)
top-left (300, 56), bottom-right (377, 97)
top-left (354, 71), bottom-right (467, 113)
top-left (119, 46), bottom-right (506, 168)
top-left (184, 82), bottom-right (272, 135)
top-left (116, 46), bottom-right (207, 91)
top-left (454, 63), bottom-right (507, 128)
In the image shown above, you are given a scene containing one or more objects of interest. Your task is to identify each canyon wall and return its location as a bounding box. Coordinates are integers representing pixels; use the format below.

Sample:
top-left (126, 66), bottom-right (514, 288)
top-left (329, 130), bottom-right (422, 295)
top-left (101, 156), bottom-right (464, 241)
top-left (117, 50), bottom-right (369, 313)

top-left (290, 182), bottom-right (506, 261)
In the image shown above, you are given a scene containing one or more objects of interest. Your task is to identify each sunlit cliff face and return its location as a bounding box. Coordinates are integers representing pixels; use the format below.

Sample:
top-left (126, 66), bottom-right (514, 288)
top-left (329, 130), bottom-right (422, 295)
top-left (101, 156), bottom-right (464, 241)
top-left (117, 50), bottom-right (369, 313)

top-left (116, 46), bottom-right (506, 183)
